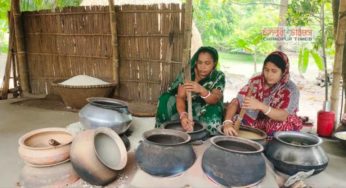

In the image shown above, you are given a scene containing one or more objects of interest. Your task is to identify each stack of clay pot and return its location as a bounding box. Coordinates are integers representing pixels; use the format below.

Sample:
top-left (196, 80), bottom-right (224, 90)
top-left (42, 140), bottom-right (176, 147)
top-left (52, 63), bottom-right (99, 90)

top-left (18, 127), bottom-right (79, 187)
top-left (69, 127), bottom-right (128, 186)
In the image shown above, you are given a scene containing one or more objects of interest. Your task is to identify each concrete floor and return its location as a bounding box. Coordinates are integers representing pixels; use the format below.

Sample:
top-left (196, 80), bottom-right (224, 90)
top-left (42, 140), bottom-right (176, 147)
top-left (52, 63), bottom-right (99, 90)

top-left (1, 98), bottom-right (346, 187)
top-left (0, 98), bottom-right (79, 187)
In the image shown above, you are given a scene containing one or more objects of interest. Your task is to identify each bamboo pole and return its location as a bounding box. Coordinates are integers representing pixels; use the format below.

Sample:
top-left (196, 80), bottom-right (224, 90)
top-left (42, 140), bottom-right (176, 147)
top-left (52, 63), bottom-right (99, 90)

top-left (11, 0), bottom-right (30, 94)
top-left (108, 0), bottom-right (119, 85)
top-left (182, 0), bottom-right (193, 121)
top-left (331, 0), bottom-right (346, 118)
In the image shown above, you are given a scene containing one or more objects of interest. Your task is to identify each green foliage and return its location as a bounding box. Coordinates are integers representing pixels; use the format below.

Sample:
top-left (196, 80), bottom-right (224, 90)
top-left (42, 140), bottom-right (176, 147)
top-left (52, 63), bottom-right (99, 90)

top-left (193, 1), bottom-right (277, 55)
top-left (0, 0), bottom-right (81, 53)
top-left (193, 0), bottom-right (235, 50)
top-left (310, 50), bottom-right (324, 70)
top-left (298, 47), bottom-right (324, 73)
top-left (0, 0), bottom-right (10, 53)
top-left (20, 0), bottom-right (82, 11)
top-left (287, 0), bottom-right (334, 73)
top-left (287, 0), bottom-right (320, 26)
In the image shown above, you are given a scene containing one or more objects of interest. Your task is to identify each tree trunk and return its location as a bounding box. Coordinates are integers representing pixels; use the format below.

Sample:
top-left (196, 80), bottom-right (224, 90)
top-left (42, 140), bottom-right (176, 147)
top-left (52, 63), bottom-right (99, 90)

top-left (331, 0), bottom-right (346, 120)
top-left (332, 0), bottom-right (340, 36)
top-left (321, 2), bottom-right (328, 101)
top-left (277, 0), bottom-right (288, 50)
top-left (11, 0), bottom-right (30, 94)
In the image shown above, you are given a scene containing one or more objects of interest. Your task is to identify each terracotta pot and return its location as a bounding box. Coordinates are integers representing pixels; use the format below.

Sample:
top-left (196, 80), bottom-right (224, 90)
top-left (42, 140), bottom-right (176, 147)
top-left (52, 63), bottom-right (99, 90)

top-left (18, 127), bottom-right (73, 166)
top-left (70, 127), bottom-right (127, 186)
top-left (218, 125), bottom-right (267, 146)
top-left (162, 120), bottom-right (210, 142)
top-left (265, 131), bottom-right (328, 175)
top-left (135, 129), bottom-right (196, 177)
top-left (19, 162), bottom-right (79, 188)
top-left (202, 136), bottom-right (266, 187)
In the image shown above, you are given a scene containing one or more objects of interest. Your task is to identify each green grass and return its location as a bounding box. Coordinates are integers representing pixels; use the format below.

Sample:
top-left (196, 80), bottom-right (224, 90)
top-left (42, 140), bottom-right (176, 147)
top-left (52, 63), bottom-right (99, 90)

top-left (219, 52), bottom-right (266, 65)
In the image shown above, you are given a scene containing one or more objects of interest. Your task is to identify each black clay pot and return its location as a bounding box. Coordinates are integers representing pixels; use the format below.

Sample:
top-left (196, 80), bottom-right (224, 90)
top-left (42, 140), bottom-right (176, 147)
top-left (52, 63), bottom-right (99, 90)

top-left (135, 129), bottom-right (196, 177)
top-left (265, 131), bottom-right (328, 175)
top-left (162, 120), bottom-right (210, 142)
top-left (202, 136), bottom-right (266, 187)
top-left (217, 125), bottom-right (267, 147)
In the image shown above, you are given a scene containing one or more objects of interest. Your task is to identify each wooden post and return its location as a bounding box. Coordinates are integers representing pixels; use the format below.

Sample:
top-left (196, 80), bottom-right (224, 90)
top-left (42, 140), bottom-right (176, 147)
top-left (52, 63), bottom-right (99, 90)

top-left (11, 0), bottom-right (30, 94)
top-left (1, 11), bottom-right (15, 99)
top-left (331, 0), bottom-right (346, 118)
top-left (182, 0), bottom-right (193, 121)
top-left (108, 0), bottom-right (119, 85)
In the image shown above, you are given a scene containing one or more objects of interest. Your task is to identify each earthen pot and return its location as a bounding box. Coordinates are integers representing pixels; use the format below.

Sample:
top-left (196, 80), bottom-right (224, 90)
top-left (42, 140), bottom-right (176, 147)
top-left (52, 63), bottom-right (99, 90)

top-left (19, 162), bottom-right (79, 187)
top-left (218, 125), bottom-right (267, 146)
top-left (162, 120), bottom-right (210, 142)
top-left (265, 131), bottom-right (328, 175)
top-left (202, 136), bottom-right (266, 187)
top-left (70, 127), bottom-right (127, 186)
top-left (18, 127), bottom-right (73, 166)
top-left (135, 129), bottom-right (196, 177)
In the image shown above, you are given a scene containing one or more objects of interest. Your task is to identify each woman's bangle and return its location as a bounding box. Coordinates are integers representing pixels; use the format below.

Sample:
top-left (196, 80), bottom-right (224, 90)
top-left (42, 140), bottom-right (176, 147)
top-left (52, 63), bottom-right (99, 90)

top-left (222, 119), bottom-right (234, 126)
top-left (264, 106), bottom-right (272, 115)
top-left (201, 91), bottom-right (211, 99)
top-left (179, 112), bottom-right (188, 119)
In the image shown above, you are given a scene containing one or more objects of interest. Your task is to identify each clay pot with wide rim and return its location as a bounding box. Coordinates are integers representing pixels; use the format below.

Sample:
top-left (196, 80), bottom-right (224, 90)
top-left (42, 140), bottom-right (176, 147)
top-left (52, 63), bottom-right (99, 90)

top-left (135, 129), bottom-right (196, 177)
top-left (161, 120), bottom-right (210, 142)
top-left (18, 127), bottom-right (73, 166)
top-left (70, 127), bottom-right (127, 186)
top-left (79, 97), bottom-right (132, 134)
top-left (19, 162), bottom-right (79, 187)
top-left (217, 125), bottom-right (267, 146)
top-left (265, 131), bottom-right (329, 175)
top-left (334, 131), bottom-right (346, 148)
top-left (202, 136), bottom-right (266, 187)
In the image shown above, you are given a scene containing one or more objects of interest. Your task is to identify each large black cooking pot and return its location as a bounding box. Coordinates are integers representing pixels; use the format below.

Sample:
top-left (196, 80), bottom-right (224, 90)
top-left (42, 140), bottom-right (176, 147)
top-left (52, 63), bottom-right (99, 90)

top-left (265, 131), bottom-right (328, 175)
top-left (202, 136), bottom-right (266, 187)
top-left (161, 120), bottom-right (210, 142)
top-left (135, 129), bottom-right (196, 177)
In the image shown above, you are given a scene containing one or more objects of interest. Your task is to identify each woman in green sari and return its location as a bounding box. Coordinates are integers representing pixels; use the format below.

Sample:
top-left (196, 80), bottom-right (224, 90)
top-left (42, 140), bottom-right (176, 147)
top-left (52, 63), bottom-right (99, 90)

top-left (155, 46), bottom-right (225, 135)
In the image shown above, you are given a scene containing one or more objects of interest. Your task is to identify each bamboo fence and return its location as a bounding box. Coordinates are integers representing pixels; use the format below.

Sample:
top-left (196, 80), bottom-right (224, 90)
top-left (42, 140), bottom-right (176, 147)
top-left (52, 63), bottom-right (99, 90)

top-left (19, 4), bottom-right (186, 104)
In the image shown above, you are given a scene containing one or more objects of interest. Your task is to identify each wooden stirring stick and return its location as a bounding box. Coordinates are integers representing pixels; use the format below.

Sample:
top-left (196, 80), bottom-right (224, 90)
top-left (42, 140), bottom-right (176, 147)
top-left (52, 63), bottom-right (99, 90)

top-left (182, 0), bottom-right (193, 131)
top-left (233, 84), bottom-right (254, 132)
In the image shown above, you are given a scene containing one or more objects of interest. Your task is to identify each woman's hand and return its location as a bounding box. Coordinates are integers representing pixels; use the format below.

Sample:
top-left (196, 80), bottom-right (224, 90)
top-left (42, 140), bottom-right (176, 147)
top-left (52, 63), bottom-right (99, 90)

top-left (183, 81), bottom-right (204, 94)
top-left (180, 116), bottom-right (194, 132)
top-left (223, 122), bottom-right (238, 136)
top-left (242, 96), bottom-right (266, 111)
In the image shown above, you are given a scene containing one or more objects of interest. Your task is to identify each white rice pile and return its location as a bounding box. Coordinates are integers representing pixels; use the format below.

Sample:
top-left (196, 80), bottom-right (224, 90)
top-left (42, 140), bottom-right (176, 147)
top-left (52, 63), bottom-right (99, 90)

top-left (59, 75), bottom-right (110, 86)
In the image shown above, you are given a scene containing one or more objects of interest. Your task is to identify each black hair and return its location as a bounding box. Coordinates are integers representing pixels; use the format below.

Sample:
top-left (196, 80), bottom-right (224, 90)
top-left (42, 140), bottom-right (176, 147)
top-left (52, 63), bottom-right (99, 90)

top-left (263, 54), bottom-right (285, 73)
top-left (195, 46), bottom-right (218, 63)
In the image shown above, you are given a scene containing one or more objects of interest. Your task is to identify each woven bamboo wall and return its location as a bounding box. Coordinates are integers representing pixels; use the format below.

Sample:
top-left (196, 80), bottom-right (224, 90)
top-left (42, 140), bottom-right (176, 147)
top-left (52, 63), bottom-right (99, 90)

top-left (22, 4), bottom-right (185, 103)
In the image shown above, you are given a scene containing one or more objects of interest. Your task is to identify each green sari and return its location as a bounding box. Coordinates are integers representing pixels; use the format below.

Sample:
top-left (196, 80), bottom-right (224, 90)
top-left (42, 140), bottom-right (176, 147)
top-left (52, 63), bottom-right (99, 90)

top-left (155, 47), bottom-right (225, 135)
